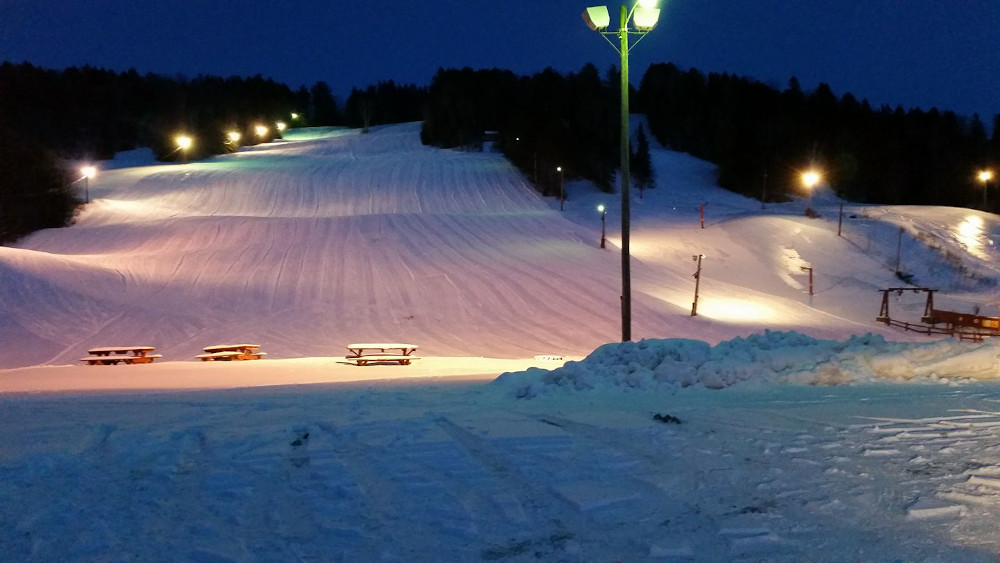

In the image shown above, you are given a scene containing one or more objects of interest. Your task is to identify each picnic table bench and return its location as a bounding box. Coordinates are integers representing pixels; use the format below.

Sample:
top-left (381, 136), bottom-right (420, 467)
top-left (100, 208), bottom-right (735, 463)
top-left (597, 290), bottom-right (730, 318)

top-left (197, 344), bottom-right (267, 361)
top-left (81, 346), bottom-right (162, 365)
top-left (346, 343), bottom-right (420, 366)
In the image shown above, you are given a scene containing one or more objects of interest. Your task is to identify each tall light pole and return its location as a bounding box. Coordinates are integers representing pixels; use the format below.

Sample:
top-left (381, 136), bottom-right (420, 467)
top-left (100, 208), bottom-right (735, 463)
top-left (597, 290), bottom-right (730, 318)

top-left (557, 166), bottom-right (565, 210)
top-left (801, 169), bottom-right (820, 216)
top-left (78, 165), bottom-right (97, 204)
top-left (979, 169), bottom-right (993, 208)
top-left (583, 0), bottom-right (661, 342)
top-left (175, 135), bottom-right (192, 164)
top-left (597, 204), bottom-right (607, 248)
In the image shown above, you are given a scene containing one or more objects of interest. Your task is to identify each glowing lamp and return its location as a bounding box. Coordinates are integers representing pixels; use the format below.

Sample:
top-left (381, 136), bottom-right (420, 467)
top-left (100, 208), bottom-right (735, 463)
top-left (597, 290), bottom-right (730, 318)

top-left (632, 6), bottom-right (660, 30)
top-left (802, 170), bottom-right (820, 188)
top-left (582, 6), bottom-right (610, 31)
top-left (276, 121), bottom-right (287, 132)
top-left (80, 165), bottom-right (97, 179)
top-left (176, 135), bottom-right (192, 150)
top-left (597, 204), bottom-right (605, 213)
top-left (979, 170), bottom-right (993, 183)
top-left (226, 131), bottom-right (241, 143)
top-left (255, 125), bottom-right (268, 137)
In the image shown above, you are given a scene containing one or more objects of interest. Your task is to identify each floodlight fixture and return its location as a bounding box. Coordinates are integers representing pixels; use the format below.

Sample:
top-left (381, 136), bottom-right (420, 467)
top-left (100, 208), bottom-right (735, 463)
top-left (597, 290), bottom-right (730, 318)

top-left (255, 125), bottom-right (268, 138)
top-left (632, 6), bottom-right (660, 30)
top-left (226, 131), bottom-right (241, 143)
top-left (582, 6), bottom-right (611, 31)
top-left (291, 112), bottom-right (300, 120)
top-left (276, 121), bottom-right (287, 132)
top-left (176, 135), bottom-right (193, 150)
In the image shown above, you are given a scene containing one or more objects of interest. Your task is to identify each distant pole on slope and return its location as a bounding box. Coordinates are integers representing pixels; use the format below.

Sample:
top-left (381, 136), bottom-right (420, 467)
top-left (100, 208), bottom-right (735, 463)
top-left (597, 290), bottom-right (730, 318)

top-left (691, 254), bottom-right (704, 316)
top-left (895, 227), bottom-right (904, 274)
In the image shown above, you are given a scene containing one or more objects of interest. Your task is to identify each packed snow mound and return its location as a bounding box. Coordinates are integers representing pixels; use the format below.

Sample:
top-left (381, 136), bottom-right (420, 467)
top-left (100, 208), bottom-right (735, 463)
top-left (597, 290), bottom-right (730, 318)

top-left (494, 330), bottom-right (1000, 398)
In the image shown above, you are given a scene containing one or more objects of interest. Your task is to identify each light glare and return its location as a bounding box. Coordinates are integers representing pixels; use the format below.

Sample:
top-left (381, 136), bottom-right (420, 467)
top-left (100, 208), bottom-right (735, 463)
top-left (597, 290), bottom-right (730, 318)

top-left (979, 170), bottom-right (993, 183)
top-left (176, 135), bottom-right (192, 150)
top-left (80, 165), bottom-right (97, 179)
top-left (801, 170), bottom-right (820, 188)
top-left (255, 125), bottom-right (268, 137)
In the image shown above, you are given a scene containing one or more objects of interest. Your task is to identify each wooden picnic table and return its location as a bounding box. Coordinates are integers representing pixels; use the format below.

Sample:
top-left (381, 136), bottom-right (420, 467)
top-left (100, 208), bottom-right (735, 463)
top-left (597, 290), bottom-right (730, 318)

top-left (198, 344), bottom-right (266, 361)
top-left (81, 346), bottom-right (161, 365)
top-left (346, 343), bottom-right (420, 366)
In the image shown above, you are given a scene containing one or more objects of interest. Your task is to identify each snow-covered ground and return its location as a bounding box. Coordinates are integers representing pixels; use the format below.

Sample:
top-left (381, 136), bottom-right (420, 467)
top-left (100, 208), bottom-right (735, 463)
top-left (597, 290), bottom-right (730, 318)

top-left (3, 123), bottom-right (1000, 560)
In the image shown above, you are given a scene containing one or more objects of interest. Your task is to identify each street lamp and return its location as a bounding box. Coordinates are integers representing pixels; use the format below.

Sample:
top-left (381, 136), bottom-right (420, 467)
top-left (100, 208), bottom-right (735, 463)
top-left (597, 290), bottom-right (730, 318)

top-left (801, 169), bottom-right (820, 216)
top-left (255, 125), bottom-right (269, 140)
top-left (225, 130), bottom-right (241, 151)
top-left (582, 0), bottom-right (661, 342)
top-left (78, 165), bottom-right (97, 204)
top-left (175, 135), bottom-right (192, 163)
top-left (276, 121), bottom-right (287, 133)
top-left (557, 166), bottom-right (565, 210)
top-left (597, 204), bottom-right (607, 248)
top-left (978, 169), bottom-right (993, 208)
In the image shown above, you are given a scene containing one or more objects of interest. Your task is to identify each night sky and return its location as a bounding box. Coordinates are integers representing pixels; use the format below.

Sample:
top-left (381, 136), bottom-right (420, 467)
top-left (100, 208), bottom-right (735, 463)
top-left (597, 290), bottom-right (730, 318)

top-left (3, 0), bottom-right (998, 122)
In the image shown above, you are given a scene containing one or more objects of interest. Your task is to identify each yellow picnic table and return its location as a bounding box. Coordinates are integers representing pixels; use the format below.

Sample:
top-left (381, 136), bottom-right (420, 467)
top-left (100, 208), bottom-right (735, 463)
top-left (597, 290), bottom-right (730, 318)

top-left (81, 346), bottom-right (161, 365)
top-left (197, 344), bottom-right (267, 361)
top-left (346, 343), bottom-right (420, 365)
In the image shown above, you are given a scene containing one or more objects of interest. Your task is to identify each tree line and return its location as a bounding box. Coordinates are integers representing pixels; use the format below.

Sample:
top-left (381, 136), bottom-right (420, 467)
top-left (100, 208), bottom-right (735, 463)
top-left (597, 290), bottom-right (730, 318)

top-left (5, 59), bottom-right (999, 244)
top-left (0, 62), bottom-right (342, 243)
top-left (639, 63), bottom-right (1000, 207)
top-left (421, 64), bottom-right (1000, 210)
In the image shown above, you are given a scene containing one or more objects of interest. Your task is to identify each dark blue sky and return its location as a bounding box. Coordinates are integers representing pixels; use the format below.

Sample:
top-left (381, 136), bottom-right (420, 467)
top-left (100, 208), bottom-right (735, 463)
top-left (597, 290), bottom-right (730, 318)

top-left (3, 1), bottom-right (998, 122)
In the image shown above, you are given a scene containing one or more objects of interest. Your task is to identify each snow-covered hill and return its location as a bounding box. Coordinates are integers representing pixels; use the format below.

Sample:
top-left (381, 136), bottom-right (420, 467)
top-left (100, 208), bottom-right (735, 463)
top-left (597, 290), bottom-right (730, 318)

top-left (4, 123), bottom-right (1000, 560)
top-left (5, 122), bottom-right (1000, 369)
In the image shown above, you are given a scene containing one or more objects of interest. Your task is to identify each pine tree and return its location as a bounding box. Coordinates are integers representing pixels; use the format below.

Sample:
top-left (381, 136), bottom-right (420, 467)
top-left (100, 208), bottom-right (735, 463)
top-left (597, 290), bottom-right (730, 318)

top-left (631, 123), bottom-right (655, 198)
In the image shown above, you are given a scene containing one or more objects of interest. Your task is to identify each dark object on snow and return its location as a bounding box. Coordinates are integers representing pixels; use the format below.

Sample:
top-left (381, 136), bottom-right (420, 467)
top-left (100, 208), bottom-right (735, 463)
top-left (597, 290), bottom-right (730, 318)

top-left (653, 414), bottom-right (682, 424)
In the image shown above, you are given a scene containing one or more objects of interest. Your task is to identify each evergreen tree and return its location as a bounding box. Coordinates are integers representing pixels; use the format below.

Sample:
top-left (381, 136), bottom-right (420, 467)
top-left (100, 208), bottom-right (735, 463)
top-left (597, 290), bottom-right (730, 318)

top-left (631, 123), bottom-right (655, 198)
top-left (309, 81), bottom-right (339, 125)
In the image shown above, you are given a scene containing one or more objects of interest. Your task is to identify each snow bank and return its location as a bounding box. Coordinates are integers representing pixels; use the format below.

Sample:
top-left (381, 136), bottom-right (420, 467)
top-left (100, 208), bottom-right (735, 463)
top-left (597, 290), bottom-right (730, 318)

top-left (494, 331), bottom-right (1000, 398)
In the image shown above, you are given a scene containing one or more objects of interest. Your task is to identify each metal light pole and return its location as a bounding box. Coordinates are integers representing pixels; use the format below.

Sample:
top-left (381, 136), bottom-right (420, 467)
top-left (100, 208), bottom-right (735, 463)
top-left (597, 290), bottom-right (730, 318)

top-left (800, 266), bottom-right (813, 295)
top-left (979, 170), bottom-right (993, 208)
top-left (557, 166), bottom-right (565, 210)
top-left (79, 165), bottom-right (96, 204)
top-left (598, 204), bottom-right (607, 248)
top-left (175, 135), bottom-right (193, 164)
top-left (802, 169), bottom-right (820, 217)
top-left (583, 1), bottom-right (660, 341)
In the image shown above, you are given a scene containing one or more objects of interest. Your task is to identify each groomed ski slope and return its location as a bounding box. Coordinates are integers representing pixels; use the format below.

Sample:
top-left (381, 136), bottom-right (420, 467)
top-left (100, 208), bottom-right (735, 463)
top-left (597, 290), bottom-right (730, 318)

top-left (9, 122), bottom-right (1000, 369)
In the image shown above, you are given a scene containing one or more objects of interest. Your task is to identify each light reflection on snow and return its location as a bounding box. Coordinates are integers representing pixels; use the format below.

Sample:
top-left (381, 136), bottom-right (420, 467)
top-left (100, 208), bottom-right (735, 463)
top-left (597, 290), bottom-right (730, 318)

top-left (697, 298), bottom-right (778, 323)
top-left (956, 215), bottom-right (988, 260)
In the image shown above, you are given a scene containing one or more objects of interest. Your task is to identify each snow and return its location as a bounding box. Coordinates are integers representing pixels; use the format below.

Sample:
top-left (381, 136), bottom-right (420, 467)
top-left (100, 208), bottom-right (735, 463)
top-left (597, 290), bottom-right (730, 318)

top-left (2, 123), bottom-right (1000, 559)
